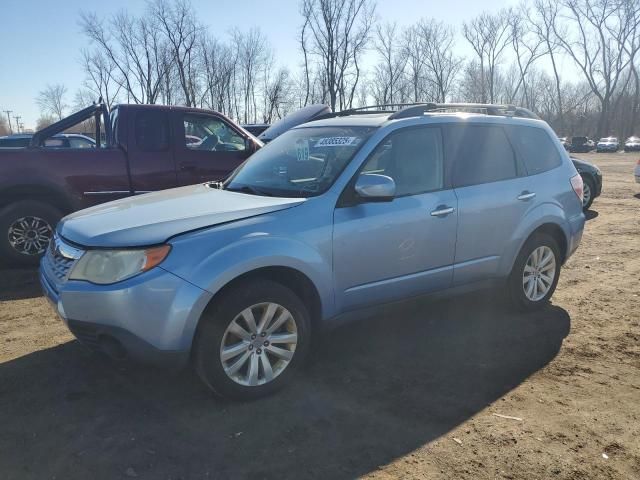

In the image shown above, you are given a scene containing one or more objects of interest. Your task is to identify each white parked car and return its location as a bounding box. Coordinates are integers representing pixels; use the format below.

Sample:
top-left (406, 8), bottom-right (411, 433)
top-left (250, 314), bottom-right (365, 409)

top-left (596, 137), bottom-right (619, 152)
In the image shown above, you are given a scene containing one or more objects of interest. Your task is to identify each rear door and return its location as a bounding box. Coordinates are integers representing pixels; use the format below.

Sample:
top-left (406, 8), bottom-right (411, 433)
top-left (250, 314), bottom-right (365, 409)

top-left (127, 109), bottom-right (178, 194)
top-left (448, 123), bottom-right (534, 285)
top-left (174, 112), bottom-right (251, 185)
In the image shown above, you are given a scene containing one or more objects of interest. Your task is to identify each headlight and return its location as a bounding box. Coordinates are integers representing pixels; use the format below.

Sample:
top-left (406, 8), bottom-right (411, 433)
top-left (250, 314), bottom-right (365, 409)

top-left (69, 245), bottom-right (171, 284)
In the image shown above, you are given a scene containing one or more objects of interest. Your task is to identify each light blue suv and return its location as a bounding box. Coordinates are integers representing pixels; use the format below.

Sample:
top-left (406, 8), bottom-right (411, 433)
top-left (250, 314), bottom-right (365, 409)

top-left (40, 103), bottom-right (586, 399)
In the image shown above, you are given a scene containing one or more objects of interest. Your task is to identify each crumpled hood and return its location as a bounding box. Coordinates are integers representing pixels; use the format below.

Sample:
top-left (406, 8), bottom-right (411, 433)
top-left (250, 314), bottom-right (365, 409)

top-left (58, 184), bottom-right (305, 248)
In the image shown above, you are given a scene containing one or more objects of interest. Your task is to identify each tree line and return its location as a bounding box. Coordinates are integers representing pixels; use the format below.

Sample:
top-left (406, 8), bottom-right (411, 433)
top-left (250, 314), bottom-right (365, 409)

top-left (31, 0), bottom-right (640, 139)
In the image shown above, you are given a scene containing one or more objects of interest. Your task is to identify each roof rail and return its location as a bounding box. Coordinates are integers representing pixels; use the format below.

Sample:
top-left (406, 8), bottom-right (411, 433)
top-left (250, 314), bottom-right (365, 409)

top-left (314, 102), bottom-right (540, 121)
top-left (388, 103), bottom-right (540, 120)
top-left (314, 103), bottom-right (434, 120)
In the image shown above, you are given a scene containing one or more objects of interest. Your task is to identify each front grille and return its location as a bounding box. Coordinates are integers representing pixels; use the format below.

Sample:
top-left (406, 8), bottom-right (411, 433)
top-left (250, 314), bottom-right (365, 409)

top-left (43, 250), bottom-right (75, 282)
top-left (42, 234), bottom-right (84, 290)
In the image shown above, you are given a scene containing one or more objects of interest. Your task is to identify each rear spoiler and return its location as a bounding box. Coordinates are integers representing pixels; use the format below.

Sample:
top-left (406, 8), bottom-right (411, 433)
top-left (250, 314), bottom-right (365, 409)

top-left (30, 103), bottom-right (111, 148)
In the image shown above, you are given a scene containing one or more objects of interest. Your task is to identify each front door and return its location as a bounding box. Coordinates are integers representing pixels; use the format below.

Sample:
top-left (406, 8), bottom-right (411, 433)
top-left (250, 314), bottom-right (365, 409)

top-left (175, 113), bottom-right (251, 185)
top-left (333, 126), bottom-right (458, 312)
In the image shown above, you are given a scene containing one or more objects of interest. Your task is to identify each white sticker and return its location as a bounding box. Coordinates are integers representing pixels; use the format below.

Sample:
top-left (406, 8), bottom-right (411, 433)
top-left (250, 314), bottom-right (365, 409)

top-left (315, 136), bottom-right (358, 147)
top-left (295, 139), bottom-right (310, 162)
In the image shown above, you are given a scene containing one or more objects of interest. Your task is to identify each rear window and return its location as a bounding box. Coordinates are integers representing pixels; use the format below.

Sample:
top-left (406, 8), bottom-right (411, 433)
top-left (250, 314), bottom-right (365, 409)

top-left (507, 126), bottom-right (562, 175)
top-left (135, 111), bottom-right (169, 151)
top-left (448, 125), bottom-right (517, 187)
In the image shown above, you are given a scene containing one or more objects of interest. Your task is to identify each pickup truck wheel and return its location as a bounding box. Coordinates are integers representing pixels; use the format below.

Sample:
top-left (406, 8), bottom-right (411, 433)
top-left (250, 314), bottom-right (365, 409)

top-left (194, 279), bottom-right (311, 400)
top-left (0, 201), bottom-right (62, 266)
top-left (508, 233), bottom-right (561, 312)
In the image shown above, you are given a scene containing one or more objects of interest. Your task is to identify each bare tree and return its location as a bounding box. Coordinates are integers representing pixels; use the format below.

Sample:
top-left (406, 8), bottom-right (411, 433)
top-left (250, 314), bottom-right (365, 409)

top-left (300, 0), bottom-right (376, 111)
top-left (506, 7), bottom-right (544, 108)
top-left (371, 22), bottom-right (407, 104)
top-left (80, 49), bottom-right (122, 108)
top-left (232, 28), bottom-right (271, 123)
top-left (463, 10), bottom-right (513, 103)
top-left (150, 0), bottom-right (201, 107)
top-left (80, 10), bottom-right (169, 104)
top-left (420, 19), bottom-right (462, 102)
top-left (552, 0), bottom-right (640, 136)
top-left (531, 0), bottom-right (566, 131)
top-left (36, 84), bottom-right (68, 120)
top-left (0, 113), bottom-right (9, 136)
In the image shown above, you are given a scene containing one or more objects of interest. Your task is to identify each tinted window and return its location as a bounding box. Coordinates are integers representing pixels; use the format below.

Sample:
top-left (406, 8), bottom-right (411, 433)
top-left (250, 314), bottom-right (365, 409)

top-left (183, 114), bottom-right (245, 152)
top-left (0, 137), bottom-right (30, 147)
top-left (448, 125), bottom-right (517, 187)
top-left (362, 127), bottom-right (443, 196)
top-left (508, 126), bottom-right (561, 175)
top-left (135, 111), bottom-right (169, 151)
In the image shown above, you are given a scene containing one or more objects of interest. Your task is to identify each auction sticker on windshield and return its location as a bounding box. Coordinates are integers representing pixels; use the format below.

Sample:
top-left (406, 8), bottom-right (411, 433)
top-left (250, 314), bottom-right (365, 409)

top-left (315, 136), bottom-right (359, 147)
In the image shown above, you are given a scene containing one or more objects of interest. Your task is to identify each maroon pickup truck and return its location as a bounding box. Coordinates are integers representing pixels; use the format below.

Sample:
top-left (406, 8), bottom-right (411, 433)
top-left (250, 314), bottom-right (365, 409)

top-left (0, 103), bottom-right (262, 265)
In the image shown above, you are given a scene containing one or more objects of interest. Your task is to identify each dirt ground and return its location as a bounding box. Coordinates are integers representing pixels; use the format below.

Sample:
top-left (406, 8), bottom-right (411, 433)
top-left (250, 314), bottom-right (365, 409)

top-left (0, 152), bottom-right (638, 480)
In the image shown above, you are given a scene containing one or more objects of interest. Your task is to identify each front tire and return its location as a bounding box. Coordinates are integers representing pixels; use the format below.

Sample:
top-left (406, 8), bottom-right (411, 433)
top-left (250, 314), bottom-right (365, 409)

top-left (0, 200), bottom-right (62, 266)
top-left (194, 279), bottom-right (311, 400)
top-left (509, 233), bottom-right (561, 312)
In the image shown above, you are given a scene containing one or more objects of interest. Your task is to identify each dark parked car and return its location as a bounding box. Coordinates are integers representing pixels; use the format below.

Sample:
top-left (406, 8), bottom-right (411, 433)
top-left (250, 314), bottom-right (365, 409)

top-left (558, 137), bottom-right (570, 150)
top-left (569, 136), bottom-right (595, 153)
top-left (241, 124), bottom-right (270, 136)
top-left (0, 103), bottom-right (264, 265)
top-left (571, 157), bottom-right (602, 210)
top-left (0, 133), bottom-right (96, 148)
top-left (624, 136), bottom-right (640, 152)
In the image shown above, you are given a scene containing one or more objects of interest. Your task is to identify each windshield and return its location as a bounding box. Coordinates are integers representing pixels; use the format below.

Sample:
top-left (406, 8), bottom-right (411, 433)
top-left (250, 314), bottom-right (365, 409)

top-left (224, 126), bottom-right (375, 197)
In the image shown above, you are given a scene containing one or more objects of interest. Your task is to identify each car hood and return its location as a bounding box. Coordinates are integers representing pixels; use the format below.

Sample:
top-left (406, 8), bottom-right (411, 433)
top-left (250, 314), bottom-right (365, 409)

top-left (58, 184), bottom-right (306, 248)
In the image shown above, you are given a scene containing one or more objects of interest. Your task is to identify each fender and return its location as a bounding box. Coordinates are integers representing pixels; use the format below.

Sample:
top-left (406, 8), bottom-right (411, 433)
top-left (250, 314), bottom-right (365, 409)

top-left (0, 178), bottom-right (81, 213)
top-left (498, 201), bottom-right (571, 276)
top-left (166, 234), bottom-right (336, 321)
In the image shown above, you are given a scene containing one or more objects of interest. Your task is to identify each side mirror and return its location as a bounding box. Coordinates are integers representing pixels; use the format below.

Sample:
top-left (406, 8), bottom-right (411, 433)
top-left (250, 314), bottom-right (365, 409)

top-left (354, 173), bottom-right (396, 202)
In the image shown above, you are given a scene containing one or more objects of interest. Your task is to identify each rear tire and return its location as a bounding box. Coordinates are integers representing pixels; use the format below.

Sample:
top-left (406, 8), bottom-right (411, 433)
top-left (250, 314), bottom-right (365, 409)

top-left (508, 233), bottom-right (561, 312)
top-left (0, 200), bottom-right (62, 266)
top-left (581, 175), bottom-right (595, 210)
top-left (194, 279), bottom-right (311, 400)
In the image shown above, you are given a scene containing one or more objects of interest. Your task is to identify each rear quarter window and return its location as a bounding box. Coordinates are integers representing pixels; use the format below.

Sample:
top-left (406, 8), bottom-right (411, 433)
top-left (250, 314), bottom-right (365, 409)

top-left (135, 111), bottom-right (169, 151)
top-left (507, 126), bottom-right (562, 175)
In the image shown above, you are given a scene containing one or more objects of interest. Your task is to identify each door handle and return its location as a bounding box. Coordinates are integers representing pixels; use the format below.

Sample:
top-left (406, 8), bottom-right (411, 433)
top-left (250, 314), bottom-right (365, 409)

top-left (517, 191), bottom-right (536, 201)
top-left (430, 206), bottom-right (455, 217)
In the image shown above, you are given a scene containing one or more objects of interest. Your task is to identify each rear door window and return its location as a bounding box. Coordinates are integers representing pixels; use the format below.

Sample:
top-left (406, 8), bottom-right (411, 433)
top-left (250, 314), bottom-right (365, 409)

top-left (507, 126), bottom-right (562, 175)
top-left (135, 111), bottom-right (169, 151)
top-left (447, 125), bottom-right (518, 187)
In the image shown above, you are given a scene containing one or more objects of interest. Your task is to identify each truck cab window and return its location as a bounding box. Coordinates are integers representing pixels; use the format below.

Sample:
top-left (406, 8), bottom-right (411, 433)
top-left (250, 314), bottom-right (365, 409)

top-left (135, 111), bottom-right (169, 152)
top-left (183, 114), bottom-right (246, 153)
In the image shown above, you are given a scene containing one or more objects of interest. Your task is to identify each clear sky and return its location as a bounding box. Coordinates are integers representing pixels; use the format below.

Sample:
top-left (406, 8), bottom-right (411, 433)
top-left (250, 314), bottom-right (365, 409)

top-left (0, 0), bottom-right (521, 129)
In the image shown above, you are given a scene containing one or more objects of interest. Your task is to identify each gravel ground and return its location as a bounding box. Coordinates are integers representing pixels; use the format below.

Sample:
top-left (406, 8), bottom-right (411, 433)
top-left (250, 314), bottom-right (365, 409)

top-left (0, 152), bottom-right (638, 480)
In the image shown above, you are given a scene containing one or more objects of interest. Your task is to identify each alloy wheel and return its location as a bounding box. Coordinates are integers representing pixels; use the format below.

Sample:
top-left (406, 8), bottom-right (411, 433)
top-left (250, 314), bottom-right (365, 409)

top-left (522, 246), bottom-right (556, 302)
top-left (8, 216), bottom-right (53, 255)
top-left (220, 302), bottom-right (298, 386)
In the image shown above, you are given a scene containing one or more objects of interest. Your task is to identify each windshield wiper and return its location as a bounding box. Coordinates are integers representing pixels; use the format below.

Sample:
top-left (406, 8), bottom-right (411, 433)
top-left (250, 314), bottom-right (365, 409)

top-left (224, 185), bottom-right (274, 196)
